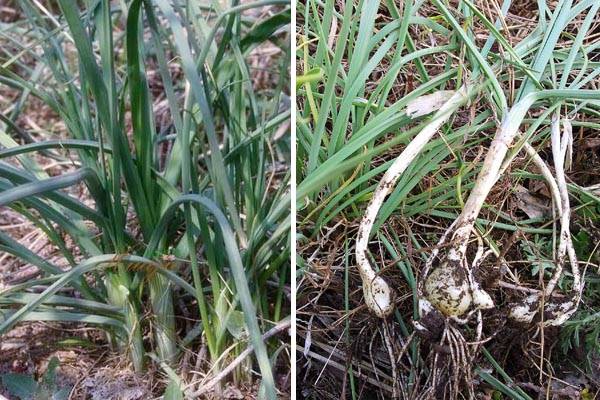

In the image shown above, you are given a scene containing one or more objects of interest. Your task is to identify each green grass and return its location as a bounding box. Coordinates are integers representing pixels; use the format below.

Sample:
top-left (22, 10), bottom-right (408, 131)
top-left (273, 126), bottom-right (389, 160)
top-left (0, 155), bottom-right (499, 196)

top-left (297, 0), bottom-right (600, 396)
top-left (0, 1), bottom-right (290, 398)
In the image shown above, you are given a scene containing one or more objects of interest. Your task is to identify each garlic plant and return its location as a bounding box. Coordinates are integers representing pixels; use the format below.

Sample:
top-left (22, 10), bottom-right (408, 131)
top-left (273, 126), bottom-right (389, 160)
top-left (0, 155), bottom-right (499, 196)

top-left (353, 0), bottom-right (600, 329)
top-left (298, 0), bottom-right (600, 396)
top-left (355, 87), bottom-right (470, 317)
top-left (509, 115), bottom-right (582, 326)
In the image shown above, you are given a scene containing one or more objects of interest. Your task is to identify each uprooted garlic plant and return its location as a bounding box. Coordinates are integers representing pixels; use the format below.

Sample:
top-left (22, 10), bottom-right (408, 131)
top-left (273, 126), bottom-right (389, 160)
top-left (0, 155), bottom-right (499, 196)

top-left (298, 0), bottom-right (600, 396)
top-left (354, 0), bottom-right (600, 337)
top-left (356, 87), bottom-right (592, 324)
top-left (508, 115), bottom-right (583, 326)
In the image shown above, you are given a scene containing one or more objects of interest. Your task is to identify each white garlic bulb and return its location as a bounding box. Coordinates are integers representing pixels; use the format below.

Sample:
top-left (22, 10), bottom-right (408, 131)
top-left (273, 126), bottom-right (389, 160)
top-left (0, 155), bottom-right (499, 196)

top-left (424, 262), bottom-right (472, 316)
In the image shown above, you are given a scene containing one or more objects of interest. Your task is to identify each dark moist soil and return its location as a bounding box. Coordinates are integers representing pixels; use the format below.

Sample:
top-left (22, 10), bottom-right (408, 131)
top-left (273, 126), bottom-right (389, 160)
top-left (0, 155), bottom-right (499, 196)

top-left (297, 214), bottom-right (600, 398)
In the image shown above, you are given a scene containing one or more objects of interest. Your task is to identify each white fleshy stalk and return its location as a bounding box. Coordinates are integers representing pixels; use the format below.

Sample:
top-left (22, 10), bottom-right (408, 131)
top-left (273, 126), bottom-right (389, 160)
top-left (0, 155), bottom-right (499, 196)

top-left (509, 114), bottom-right (582, 326)
top-left (356, 86), bottom-right (469, 317)
top-left (419, 94), bottom-right (545, 318)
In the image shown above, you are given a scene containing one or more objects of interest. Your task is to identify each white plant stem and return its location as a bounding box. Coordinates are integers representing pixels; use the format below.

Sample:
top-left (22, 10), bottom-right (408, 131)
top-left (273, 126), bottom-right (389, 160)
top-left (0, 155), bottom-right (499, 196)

top-left (443, 92), bottom-right (565, 254)
top-left (449, 114), bottom-right (530, 258)
top-left (521, 141), bottom-right (561, 213)
top-left (552, 116), bottom-right (580, 292)
top-left (442, 91), bottom-right (596, 320)
top-left (419, 94), bottom-right (544, 319)
top-left (356, 86), bottom-right (469, 317)
top-left (509, 115), bottom-right (582, 326)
